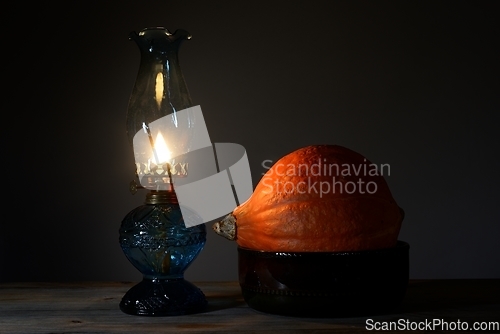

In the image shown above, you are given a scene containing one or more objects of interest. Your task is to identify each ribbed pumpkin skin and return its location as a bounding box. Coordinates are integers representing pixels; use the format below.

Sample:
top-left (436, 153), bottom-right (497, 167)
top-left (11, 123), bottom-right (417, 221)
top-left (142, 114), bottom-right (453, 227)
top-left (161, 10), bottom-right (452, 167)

top-left (233, 145), bottom-right (403, 252)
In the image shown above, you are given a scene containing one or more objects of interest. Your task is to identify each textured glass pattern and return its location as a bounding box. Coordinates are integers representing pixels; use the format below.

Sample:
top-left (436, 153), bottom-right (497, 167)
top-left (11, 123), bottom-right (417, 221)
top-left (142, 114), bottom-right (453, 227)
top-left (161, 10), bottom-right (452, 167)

top-left (119, 203), bottom-right (206, 279)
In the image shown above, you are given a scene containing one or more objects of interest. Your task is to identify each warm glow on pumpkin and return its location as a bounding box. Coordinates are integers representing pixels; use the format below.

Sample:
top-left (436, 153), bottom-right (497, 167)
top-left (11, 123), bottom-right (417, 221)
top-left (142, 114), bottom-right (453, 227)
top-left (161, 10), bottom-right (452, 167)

top-left (213, 145), bottom-right (404, 252)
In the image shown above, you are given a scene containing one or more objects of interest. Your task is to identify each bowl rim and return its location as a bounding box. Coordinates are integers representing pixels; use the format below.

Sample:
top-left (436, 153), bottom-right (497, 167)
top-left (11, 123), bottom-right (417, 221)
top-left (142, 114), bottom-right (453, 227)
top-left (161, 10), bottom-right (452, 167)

top-left (237, 240), bottom-right (409, 257)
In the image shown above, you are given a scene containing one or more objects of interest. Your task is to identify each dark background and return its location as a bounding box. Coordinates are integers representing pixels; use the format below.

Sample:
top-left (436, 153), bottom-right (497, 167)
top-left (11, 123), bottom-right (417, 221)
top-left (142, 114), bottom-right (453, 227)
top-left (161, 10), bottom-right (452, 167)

top-left (2, 1), bottom-right (499, 282)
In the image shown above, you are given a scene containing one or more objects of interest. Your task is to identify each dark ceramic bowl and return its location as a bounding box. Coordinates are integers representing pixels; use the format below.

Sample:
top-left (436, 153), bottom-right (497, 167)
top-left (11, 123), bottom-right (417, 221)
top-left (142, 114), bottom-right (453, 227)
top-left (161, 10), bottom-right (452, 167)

top-left (238, 241), bottom-right (409, 317)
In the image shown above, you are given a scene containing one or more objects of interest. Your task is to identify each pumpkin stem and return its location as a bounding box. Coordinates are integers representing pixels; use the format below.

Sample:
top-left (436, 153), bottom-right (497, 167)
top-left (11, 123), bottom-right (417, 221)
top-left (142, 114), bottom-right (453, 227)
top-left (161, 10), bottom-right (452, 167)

top-left (212, 213), bottom-right (237, 241)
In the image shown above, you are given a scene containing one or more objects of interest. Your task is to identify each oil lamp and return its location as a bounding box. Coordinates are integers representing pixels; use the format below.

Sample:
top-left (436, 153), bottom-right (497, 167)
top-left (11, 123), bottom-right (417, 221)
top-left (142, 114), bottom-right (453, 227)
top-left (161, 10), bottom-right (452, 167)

top-left (118, 27), bottom-right (207, 316)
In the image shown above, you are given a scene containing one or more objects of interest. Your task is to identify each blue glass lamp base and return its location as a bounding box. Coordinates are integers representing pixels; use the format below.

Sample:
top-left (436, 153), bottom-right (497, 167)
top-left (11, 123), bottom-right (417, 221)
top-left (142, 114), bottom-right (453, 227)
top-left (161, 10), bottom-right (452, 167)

top-left (119, 190), bottom-right (208, 316)
top-left (120, 277), bottom-right (207, 316)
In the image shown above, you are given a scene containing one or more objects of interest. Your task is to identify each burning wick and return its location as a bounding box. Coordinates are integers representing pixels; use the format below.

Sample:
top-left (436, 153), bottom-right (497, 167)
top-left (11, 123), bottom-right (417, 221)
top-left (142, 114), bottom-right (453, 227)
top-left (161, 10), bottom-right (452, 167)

top-left (142, 122), bottom-right (174, 189)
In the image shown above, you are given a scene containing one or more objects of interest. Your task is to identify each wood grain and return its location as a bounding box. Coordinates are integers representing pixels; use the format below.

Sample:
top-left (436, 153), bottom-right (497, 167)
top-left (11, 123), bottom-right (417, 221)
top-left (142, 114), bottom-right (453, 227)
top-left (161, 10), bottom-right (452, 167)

top-left (0, 280), bottom-right (499, 333)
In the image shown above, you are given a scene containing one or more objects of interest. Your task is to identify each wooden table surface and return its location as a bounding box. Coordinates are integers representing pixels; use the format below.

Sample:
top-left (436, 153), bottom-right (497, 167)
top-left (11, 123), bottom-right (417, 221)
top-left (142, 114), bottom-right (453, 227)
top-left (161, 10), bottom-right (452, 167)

top-left (0, 280), bottom-right (499, 333)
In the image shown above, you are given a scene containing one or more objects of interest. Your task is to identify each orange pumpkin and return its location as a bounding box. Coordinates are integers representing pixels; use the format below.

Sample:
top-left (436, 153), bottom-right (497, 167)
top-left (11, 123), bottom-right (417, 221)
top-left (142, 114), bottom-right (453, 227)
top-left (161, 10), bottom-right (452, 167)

top-left (213, 145), bottom-right (404, 252)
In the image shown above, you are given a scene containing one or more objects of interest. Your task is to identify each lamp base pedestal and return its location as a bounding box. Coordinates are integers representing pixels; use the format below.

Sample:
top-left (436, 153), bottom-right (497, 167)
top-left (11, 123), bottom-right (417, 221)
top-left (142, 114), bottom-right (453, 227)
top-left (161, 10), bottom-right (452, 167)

top-left (119, 278), bottom-right (207, 316)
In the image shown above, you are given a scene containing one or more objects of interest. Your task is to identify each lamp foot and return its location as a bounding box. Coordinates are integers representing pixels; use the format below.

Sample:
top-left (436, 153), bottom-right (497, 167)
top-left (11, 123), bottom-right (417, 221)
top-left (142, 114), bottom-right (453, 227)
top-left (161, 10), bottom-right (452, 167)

top-left (119, 278), bottom-right (207, 316)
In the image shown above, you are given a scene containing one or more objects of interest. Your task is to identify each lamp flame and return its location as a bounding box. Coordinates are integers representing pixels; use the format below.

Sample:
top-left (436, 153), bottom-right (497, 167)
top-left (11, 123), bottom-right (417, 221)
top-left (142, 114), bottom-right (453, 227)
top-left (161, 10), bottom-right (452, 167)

top-left (153, 132), bottom-right (171, 165)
